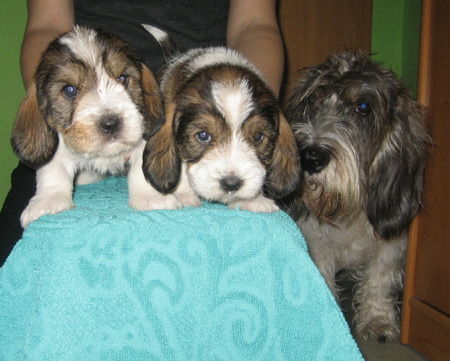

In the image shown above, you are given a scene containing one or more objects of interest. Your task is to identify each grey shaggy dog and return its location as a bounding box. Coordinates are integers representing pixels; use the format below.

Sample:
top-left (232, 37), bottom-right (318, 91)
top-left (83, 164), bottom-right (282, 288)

top-left (282, 51), bottom-right (431, 341)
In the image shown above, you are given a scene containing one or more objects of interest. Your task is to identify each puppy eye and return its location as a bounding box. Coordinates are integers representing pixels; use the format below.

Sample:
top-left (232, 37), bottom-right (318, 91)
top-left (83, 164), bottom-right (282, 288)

top-left (196, 131), bottom-right (212, 143)
top-left (356, 101), bottom-right (371, 115)
top-left (117, 74), bottom-right (129, 86)
top-left (254, 133), bottom-right (264, 143)
top-left (63, 85), bottom-right (77, 98)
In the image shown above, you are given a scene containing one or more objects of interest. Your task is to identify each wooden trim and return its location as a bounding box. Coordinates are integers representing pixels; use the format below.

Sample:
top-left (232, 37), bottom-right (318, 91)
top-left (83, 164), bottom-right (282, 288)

top-left (407, 297), bottom-right (450, 361)
top-left (410, 298), bottom-right (450, 330)
top-left (400, 217), bottom-right (420, 343)
top-left (400, 0), bottom-right (433, 344)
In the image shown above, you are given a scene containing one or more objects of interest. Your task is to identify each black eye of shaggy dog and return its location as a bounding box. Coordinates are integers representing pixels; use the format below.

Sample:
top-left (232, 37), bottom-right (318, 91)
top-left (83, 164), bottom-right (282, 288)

top-left (356, 101), bottom-right (371, 115)
top-left (63, 85), bottom-right (78, 98)
top-left (117, 74), bottom-right (129, 86)
top-left (254, 133), bottom-right (264, 144)
top-left (195, 131), bottom-right (212, 143)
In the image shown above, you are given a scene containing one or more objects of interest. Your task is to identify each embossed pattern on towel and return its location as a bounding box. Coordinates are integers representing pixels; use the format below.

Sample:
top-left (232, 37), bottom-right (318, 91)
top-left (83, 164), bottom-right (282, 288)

top-left (0, 177), bottom-right (363, 361)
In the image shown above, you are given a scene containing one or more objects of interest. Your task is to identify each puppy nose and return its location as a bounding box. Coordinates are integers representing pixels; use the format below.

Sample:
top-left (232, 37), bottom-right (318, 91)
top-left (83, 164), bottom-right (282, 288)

top-left (301, 146), bottom-right (331, 174)
top-left (220, 175), bottom-right (243, 192)
top-left (99, 115), bottom-right (121, 135)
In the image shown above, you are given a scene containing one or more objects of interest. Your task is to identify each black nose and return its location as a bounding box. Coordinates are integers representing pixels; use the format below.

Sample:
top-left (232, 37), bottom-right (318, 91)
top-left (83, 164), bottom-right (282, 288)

top-left (301, 146), bottom-right (331, 174)
top-left (220, 176), bottom-right (243, 192)
top-left (99, 115), bottom-right (121, 135)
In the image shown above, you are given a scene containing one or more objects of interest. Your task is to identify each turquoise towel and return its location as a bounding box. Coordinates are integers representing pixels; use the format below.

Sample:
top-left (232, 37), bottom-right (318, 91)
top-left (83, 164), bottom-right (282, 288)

top-left (0, 177), bottom-right (363, 360)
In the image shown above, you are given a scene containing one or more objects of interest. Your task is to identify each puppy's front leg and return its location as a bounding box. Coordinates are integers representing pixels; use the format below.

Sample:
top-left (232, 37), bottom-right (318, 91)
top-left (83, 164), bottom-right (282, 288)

top-left (128, 141), bottom-right (182, 210)
top-left (353, 236), bottom-right (407, 341)
top-left (228, 193), bottom-right (279, 213)
top-left (21, 154), bottom-right (75, 228)
top-left (173, 163), bottom-right (201, 207)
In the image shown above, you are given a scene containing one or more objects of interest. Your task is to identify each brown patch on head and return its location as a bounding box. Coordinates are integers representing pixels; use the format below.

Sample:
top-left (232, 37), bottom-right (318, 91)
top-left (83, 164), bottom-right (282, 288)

top-left (240, 114), bottom-right (278, 166)
top-left (39, 61), bottom-right (95, 131)
top-left (98, 32), bottom-right (165, 140)
top-left (174, 101), bottom-right (232, 163)
top-left (102, 42), bottom-right (165, 139)
top-left (172, 64), bottom-right (275, 163)
top-left (35, 55), bottom-right (104, 154)
top-left (205, 66), bottom-right (300, 199)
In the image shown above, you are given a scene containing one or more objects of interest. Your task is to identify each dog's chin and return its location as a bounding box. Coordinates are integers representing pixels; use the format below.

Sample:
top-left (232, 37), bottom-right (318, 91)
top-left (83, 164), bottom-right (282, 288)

top-left (65, 136), bottom-right (141, 159)
top-left (97, 141), bottom-right (139, 158)
top-left (302, 172), bottom-right (362, 224)
top-left (190, 182), bottom-right (263, 205)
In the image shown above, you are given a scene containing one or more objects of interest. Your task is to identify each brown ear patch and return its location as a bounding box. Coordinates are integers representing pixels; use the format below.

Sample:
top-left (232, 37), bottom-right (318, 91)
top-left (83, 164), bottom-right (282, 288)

top-left (142, 102), bottom-right (181, 193)
top-left (141, 64), bottom-right (165, 139)
top-left (265, 113), bottom-right (300, 198)
top-left (11, 82), bottom-right (58, 168)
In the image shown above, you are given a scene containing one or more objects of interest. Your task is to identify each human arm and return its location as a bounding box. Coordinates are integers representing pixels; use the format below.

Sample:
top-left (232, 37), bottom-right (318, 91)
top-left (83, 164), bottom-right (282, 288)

top-left (226, 0), bottom-right (284, 96)
top-left (21, 0), bottom-right (74, 89)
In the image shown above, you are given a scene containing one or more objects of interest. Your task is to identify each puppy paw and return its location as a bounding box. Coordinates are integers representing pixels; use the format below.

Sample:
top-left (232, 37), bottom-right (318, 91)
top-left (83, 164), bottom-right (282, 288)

top-left (356, 317), bottom-right (400, 342)
top-left (228, 197), bottom-right (279, 213)
top-left (129, 193), bottom-right (182, 211)
top-left (21, 193), bottom-right (75, 228)
top-left (175, 192), bottom-right (202, 207)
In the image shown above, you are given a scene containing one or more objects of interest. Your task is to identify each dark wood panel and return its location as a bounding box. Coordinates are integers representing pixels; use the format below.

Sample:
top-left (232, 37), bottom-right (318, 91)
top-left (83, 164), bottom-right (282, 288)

top-left (278, 0), bottom-right (372, 90)
top-left (413, 0), bottom-right (450, 314)
top-left (408, 298), bottom-right (450, 361)
top-left (401, 0), bottom-right (450, 358)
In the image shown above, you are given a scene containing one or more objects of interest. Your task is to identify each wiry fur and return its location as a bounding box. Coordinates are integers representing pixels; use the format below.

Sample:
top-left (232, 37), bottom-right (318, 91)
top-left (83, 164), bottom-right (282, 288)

top-left (143, 47), bottom-right (300, 212)
top-left (282, 51), bottom-right (431, 340)
top-left (11, 26), bottom-right (176, 228)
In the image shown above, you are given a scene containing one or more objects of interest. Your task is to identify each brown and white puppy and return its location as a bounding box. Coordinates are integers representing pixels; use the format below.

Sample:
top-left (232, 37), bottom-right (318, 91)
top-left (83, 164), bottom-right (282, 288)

top-left (142, 47), bottom-right (300, 212)
top-left (282, 51), bottom-right (431, 340)
top-left (11, 26), bottom-right (179, 228)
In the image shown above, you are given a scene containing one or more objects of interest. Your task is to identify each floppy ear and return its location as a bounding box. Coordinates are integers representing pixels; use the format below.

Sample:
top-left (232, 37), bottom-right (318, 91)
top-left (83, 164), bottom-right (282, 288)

top-left (141, 63), bottom-right (165, 139)
top-left (367, 94), bottom-right (430, 240)
top-left (264, 113), bottom-right (301, 199)
top-left (11, 82), bottom-right (58, 168)
top-left (142, 102), bottom-right (181, 194)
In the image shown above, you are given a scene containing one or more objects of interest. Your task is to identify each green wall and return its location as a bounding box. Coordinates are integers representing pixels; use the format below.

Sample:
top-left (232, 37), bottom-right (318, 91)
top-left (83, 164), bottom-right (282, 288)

top-left (0, 2), bottom-right (27, 205)
top-left (0, 1), bottom-right (423, 207)
top-left (371, 0), bottom-right (422, 96)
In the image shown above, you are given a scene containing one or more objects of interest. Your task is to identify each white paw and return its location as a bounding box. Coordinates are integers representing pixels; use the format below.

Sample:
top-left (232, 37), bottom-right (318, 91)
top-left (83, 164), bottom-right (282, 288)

top-left (228, 197), bottom-right (279, 213)
top-left (129, 193), bottom-right (182, 211)
top-left (21, 193), bottom-right (75, 228)
top-left (175, 192), bottom-right (202, 207)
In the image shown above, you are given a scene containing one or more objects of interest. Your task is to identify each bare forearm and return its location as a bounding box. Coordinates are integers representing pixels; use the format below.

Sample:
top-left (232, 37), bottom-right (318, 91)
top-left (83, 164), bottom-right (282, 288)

top-left (227, 23), bottom-right (284, 96)
top-left (227, 0), bottom-right (284, 96)
top-left (21, 0), bottom-right (74, 89)
top-left (21, 28), bottom-right (70, 88)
